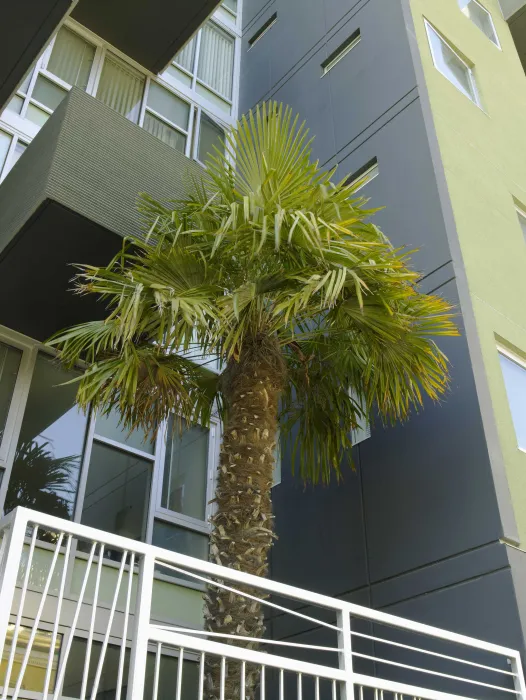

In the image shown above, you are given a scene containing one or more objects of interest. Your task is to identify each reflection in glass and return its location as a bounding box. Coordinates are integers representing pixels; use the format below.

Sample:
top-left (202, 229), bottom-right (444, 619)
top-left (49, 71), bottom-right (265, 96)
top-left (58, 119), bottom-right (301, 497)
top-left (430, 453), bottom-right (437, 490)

top-left (198, 113), bottom-right (224, 164)
top-left (0, 626), bottom-right (61, 693)
top-left (81, 442), bottom-right (151, 541)
top-left (500, 353), bottom-right (526, 450)
top-left (0, 342), bottom-right (22, 444)
top-left (6, 353), bottom-right (88, 519)
top-left (95, 406), bottom-right (154, 454)
top-left (161, 417), bottom-right (209, 520)
top-left (48, 26), bottom-right (96, 90)
top-left (153, 520), bottom-right (208, 560)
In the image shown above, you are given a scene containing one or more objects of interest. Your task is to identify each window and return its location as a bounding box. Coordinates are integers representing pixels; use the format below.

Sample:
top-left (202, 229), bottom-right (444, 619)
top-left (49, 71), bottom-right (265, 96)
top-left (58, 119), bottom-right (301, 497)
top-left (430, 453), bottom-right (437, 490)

top-left (248, 13), bottom-right (277, 48)
top-left (459, 0), bottom-right (500, 47)
top-left (96, 53), bottom-right (145, 124)
top-left (499, 350), bottom-right (526, 451)
top-left (170, 19), bottom-right (236, 112)
top-left (223, 0), bottom-right (238, 14)
top-left (0, 627), bottom-right (61, 694)
top-left (143, 81), bottom-right (190, 153)
top-left (516, 206), bottom-right (526, 242)
top-left (198, 112), bottom-right (225, 163)
top-left (3, 26), bottom-right (97, 128)
top-left (5, 352), bottom-right (89, 520)
top-left (346, 157), bottom-right (379, 192)
top-left (425, 21), bottom-right (480, 105)
top-left (0, 130), bottom-right (13, 174)
top-left (321, 29), bottom-right (361, 75)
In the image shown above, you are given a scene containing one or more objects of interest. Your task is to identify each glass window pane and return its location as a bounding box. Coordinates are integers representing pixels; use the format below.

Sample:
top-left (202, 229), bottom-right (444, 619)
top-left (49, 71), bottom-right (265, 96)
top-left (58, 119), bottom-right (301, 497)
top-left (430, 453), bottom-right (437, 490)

top-left (95, 406), bottom-right (154, 454)
top-left (26, 103), bottom-right (49, 126)
top-left (0, 342), bottom-right (22, 444)
top-left (161, 417), bottom-right (209, 520)
top-left (6, 94), bottom-right (24, 114)
top-left (198, 113), bottom-right (224, 163)
top-left (223, 0), bottom-right (238, 12)
top-left (462, 1), bottom-right (499, 45)
top-left (174, 35), bottom-right (197, 73)
top-left (0, 130), bottom-right (13, 171)
top-left (143, 112), bottom-right (187, 153)
top-left (47, 26), bottom-right (96, 89)
top-left (96, 53), bottom-right (145, 124)
top-left (0, 627), bottom-right (61, 693)
top-left (153, 520), bottom-right (208, 559)
top-left (32, 75), bottom-right (67, 110)
top-left (197, 22), bottom-right (234, 99)
top-left (427, 25), bottom-right (476, 102)
top-left (6, 353), bottom-right (88, 519)
top-left (62, 638), bottom-right (129, 699)
top-left (81, 442), bottom-right (151, 540)
top-left (499, 353), bottom-right (526, 451)
top-left (147, 82), bottom-right (190, 129)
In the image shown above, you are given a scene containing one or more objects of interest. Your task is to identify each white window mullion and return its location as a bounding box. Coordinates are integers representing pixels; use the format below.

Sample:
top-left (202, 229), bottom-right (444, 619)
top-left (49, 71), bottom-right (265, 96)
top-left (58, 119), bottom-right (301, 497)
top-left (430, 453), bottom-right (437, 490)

top-left (20, 63), bottom-right (42, 119)
top-left (192, 30), bottom-right (203, 92)
top-left (139, 76), bottom-right (151, 127)
top-left (186, 105), bottom-right (196, 159)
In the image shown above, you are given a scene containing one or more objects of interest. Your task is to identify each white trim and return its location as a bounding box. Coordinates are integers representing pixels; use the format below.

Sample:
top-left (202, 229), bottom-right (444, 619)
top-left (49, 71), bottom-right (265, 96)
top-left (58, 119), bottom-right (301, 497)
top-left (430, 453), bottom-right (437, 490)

top-left (497, 343), bottom-right (526, 369)
top-left (424, 19), bottom-right (481, 107)
top-left (92, 433), bottom-right (156, 461)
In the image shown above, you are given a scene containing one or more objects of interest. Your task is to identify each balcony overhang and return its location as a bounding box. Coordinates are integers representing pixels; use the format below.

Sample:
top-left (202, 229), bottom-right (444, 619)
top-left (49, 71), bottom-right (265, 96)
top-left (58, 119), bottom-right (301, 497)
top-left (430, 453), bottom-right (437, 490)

top-left (0, 88), bottom-right (203, 342)
top-left (0, 0), bottom-right (74, 109)
top-left (71, 0), bottom-right (222, 75)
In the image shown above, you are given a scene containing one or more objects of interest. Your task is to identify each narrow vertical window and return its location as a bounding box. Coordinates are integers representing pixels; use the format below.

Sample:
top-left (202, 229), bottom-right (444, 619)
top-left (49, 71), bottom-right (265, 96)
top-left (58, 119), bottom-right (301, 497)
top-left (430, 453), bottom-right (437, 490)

top-left (321, 29), bottom-right (361, 75)
top-left (96, 53), bottom-right (145, 124)
top-left (346, 157), bottom-right (379, 192)
top-left (499, 350), bottom-right (526, 451)
top-left (248, 14), bottom-right (277, 48)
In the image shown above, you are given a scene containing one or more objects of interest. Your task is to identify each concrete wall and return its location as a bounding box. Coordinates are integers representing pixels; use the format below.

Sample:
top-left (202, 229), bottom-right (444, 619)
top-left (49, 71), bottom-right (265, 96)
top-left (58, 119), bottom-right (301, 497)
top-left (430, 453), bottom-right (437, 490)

top-left (240, 0), bottom-right (526, 657)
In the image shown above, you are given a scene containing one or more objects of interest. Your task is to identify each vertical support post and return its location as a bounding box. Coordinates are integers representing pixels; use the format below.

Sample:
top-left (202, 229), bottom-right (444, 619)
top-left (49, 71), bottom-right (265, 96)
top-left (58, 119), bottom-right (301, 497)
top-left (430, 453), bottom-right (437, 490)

top-left (511, 653), bottom-right (526, 700)
top-left (337, 608), bottom-right (354, 700)
top-left (0, 510), bottom-right (27, 666)
top-left (126, 551), bottom-right (155, 700)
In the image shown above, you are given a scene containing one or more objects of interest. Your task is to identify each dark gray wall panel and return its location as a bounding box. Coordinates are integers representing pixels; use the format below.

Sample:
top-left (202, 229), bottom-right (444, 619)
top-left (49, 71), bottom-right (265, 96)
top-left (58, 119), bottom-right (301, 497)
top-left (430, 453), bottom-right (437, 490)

top-left (361, 281), bottom-right (502, 583)
top-left (335, 99), bottom-right (452, 277)
top-left (271, 446), bottom-right (368, 599)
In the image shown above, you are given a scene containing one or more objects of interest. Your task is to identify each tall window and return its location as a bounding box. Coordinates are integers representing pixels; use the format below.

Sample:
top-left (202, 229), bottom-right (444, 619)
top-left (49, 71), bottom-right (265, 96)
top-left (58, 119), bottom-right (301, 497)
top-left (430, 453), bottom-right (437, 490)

top-left (5, 353), bottom-right (89, 520)
top-left (96, 53), bottom-right (145, 124)
top-left (459, 0), bottom-right (500, 47)
top-left (0, 329), bottom-right (219, 566)
top-left (143, 81), bottom-right (190, 153)
top-left (499, 350), bottom-right (526, 451)
top-left (425, 21), bottom-right (480, 105)
top-left (170, 19), bottom-right (236, 113)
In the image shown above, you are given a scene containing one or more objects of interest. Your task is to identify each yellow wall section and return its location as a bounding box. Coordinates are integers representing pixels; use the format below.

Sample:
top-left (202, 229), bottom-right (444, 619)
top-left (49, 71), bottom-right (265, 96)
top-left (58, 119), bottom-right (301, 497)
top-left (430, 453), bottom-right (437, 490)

top-left (407, 0), bottom-right (526, 542)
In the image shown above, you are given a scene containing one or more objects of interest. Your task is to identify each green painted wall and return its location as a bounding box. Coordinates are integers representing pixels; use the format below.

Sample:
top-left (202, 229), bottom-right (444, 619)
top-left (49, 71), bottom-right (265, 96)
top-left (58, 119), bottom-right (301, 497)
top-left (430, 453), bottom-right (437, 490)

top-left (407, 0), bottom-right (526, 543)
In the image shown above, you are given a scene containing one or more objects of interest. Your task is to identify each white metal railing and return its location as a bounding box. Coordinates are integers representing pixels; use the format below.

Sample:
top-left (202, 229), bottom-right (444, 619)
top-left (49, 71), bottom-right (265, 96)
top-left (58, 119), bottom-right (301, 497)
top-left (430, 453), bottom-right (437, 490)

top-left (0, 506), bottom-right (524, 700)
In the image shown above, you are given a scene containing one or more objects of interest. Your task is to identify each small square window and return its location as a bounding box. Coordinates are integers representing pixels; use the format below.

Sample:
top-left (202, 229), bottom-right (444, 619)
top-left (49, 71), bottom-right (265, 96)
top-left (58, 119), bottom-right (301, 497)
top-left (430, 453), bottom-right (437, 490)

top-left (459, 0), bottom-right (500, 47)
top-left (499, 350), bottom-right (526, 451)
top-left (425, 21), bottom-right (480, 105)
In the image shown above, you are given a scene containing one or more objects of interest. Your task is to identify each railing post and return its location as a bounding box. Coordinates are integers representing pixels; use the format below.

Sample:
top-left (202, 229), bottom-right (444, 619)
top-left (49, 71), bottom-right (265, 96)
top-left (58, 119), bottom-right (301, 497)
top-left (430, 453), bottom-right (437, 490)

top-left (337, 608), bottom-right (354, 700)
top-left (127, 551), bottom-right (155, 700)
top-left (0, 509), bottom-right (28, 665)
top-left (511, 652), bottom-right (526, 700)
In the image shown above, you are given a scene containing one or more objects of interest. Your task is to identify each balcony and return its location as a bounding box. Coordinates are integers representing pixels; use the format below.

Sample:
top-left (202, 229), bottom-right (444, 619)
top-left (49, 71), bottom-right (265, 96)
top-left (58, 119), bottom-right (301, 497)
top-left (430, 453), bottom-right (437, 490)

top-left (0, 506), bottom-right (524, 700)
top-left (1, 0), bottom-right (222, 110)
top-left (0, 88), bottom-right (202, 341)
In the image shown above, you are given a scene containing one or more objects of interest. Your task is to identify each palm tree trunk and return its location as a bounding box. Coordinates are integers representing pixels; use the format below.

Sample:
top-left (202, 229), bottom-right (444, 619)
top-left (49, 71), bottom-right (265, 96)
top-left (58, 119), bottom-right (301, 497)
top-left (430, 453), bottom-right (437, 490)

top-left (204, 334), bottom-right (286, 700)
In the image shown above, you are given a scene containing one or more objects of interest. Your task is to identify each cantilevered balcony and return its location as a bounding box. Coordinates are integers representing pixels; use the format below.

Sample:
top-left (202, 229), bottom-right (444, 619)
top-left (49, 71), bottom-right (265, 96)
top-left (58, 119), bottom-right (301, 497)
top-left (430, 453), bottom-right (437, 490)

top-left (0, 88), bottom-right (202, 341)
top-left (1, 0), bottom-right (222, 110)
top-left (0, 506), bottom-right (524, 700)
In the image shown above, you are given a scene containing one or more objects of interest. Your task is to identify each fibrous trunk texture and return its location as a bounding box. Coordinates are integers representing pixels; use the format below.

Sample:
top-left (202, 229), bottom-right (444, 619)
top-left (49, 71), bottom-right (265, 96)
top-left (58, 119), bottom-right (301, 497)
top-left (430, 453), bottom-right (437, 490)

top-left (204, 334), bottom-right (286, 700)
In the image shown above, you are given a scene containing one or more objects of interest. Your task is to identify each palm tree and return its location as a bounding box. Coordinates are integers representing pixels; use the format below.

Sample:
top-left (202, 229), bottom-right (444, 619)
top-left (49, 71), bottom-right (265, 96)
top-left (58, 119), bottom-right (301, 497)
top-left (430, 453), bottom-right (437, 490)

top-left (49, 102), bottom-right (458, 699)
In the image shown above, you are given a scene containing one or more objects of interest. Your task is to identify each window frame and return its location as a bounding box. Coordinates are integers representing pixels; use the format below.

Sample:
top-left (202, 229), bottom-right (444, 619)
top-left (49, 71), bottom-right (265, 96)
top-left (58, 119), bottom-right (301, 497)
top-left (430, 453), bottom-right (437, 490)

top-left (497, 344), bottom-right (526, 454)
top-left (515, 203), bottom-right (526, 241)
top-left (424, 19), bottom-right (481, 107)
top-left (346, 157), bottom-right (379, 192)
top-left (459, 0), bottom-right (501, 49)
top-left (0, 15), bottom-right (237, 177)
top-left (0, 323), bottom-right (221, 576)
top-left (321, 29), bottom-right (361, 76)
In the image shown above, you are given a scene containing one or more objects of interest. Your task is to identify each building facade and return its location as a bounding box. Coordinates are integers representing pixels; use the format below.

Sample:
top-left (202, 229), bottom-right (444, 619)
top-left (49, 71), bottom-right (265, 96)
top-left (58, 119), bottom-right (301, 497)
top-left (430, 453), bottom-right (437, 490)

top-left (1, 0), bottom-right (526, 695)
top-left (239, 0), bottom-right (526, 661)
